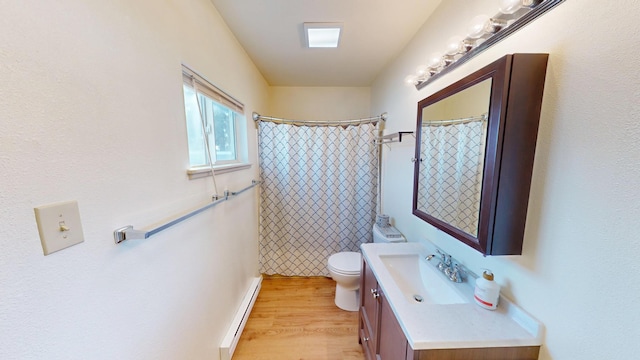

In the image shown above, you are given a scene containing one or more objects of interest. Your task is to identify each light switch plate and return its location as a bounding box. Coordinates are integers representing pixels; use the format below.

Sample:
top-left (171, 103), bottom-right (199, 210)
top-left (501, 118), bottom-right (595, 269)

top-left (34, 200), bottom-right (85, 255)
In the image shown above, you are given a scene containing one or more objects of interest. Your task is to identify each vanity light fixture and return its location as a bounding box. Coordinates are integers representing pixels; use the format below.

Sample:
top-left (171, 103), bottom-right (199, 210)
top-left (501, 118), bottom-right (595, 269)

top-left (304, 22), bottom-right (343, 48)
top-left (405, 0), bottom-right (565, 90)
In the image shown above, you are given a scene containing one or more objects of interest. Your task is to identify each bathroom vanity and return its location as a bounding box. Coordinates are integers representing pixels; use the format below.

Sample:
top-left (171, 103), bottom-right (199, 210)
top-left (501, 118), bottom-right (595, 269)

top-left (358, 243), bottom-right (542, 360)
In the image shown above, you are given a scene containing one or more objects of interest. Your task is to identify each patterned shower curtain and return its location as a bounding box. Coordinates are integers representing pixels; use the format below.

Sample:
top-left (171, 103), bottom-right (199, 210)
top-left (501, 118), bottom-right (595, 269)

top-left (417, 120), bottom-right (486, 236)
top-left (258, 121), bottom-right (378, 277)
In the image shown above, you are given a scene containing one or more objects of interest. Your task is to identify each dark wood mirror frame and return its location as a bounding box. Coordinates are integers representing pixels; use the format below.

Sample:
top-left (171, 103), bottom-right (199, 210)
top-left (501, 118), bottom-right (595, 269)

top-left (413, 53), bottom-right (549, 255)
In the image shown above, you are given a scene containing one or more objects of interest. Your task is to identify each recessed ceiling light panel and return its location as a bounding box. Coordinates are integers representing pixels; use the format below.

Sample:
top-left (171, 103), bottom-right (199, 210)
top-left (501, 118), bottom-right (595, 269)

top-left (304, 23), bottom-right (343, 48)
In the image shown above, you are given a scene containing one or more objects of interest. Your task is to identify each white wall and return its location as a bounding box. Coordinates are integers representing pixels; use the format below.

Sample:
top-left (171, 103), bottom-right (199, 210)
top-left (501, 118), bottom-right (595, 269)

top-left (0, 0), bottom-right (268, 359)
top-left (372, 1), bottom-right (640, 359)
top-left (269, 87), bottom-right (371, 120)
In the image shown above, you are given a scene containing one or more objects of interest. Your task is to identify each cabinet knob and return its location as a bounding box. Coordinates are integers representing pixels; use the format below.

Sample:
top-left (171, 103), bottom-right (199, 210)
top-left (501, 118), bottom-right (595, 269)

top-left (370, 288), bottom-right (380, 299)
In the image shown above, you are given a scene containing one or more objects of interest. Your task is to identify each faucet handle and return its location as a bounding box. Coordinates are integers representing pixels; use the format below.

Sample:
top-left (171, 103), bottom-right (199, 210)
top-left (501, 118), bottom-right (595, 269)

top-left (435, 249), bottom-right (452, 266)
top-left (450, 263), bottom-right (466, 283)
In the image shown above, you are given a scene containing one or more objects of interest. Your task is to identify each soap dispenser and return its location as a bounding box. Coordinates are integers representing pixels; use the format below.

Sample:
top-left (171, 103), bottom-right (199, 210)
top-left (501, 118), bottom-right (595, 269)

top-left (474, 270), bottom-right (500, 310)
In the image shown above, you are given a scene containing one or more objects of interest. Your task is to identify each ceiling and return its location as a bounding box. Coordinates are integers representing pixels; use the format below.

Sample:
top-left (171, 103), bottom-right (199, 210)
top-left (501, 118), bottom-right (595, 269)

top-left (209, 0), bottom-right (442, 87)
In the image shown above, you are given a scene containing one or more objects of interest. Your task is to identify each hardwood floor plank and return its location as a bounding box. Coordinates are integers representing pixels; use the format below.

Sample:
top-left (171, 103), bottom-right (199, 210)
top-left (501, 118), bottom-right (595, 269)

top-left (233, 276), bottom-right (365, 360)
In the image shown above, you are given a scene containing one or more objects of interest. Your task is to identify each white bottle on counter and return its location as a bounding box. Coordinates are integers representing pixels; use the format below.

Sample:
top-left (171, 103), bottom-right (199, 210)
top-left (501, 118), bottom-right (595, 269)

top-left (474, 270), bottom-right (500, 310)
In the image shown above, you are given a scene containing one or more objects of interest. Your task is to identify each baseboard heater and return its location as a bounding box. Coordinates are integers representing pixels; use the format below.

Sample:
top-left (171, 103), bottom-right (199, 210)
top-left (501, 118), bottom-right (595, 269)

top-left (219, 276), bottom-right (262, 360)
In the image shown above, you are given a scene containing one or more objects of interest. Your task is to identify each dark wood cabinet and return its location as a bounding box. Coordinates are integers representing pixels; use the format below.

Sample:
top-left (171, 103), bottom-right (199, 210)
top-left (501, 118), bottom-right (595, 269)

top-left (378, 290), bottom-right (410, 360)
top-left (359, 258), bottom-right (379, 359)
top-left (407, 346), bottom-right (540, 360)
top-left (359, 257), bottom-right (540, 360)
top-left (360, 260), bottom-right (410, 360)
top-left (413, 54), bottom-right (549, 255)
top-left (360, 258), bottom-right (409, 360)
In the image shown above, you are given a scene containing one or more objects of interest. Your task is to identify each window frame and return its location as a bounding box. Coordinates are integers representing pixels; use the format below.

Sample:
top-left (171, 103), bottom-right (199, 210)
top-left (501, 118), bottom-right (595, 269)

top-left (181, 65), bottom-right (250, 178)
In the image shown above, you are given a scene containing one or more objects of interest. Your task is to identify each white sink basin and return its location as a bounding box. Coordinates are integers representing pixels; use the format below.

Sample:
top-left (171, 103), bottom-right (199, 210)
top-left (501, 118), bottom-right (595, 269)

top-left (379, 254), bottom-right (467, 305)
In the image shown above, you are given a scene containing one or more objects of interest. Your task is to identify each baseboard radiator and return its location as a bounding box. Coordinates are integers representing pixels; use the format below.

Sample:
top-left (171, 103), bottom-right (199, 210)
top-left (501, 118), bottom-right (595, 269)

top-left (219, 276), bottom-right (262, 360)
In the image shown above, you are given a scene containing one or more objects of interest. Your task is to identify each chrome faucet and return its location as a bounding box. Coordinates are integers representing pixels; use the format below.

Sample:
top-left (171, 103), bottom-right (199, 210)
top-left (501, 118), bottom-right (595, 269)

top-left (426, 249), bottom-right (466, 283)
top-left (435, 249), bottom-right (451, 272)
top-left (444, 264), bottom-right (465, 283)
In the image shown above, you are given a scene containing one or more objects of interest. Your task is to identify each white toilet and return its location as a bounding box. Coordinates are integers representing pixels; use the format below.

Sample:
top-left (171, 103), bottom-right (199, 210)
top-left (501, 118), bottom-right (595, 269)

top-left (327, 223), bottom-right (405, 311)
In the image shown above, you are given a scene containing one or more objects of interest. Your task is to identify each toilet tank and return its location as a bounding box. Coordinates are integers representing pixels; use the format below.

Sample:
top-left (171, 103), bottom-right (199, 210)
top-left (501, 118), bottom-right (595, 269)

top-left (372, 223), bottom-right (406, 243)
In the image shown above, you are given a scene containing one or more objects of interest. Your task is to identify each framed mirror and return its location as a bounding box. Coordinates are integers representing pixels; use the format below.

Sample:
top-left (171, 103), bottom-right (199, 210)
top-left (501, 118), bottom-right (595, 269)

top-left (413, 54), bottom-right (549, 255)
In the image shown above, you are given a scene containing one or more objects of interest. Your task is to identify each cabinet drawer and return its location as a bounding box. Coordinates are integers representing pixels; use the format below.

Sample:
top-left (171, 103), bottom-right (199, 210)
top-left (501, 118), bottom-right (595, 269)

top-left (409, 346), bottom-right (540, 360)
top-left (359, 313), bottom-right (375, 360)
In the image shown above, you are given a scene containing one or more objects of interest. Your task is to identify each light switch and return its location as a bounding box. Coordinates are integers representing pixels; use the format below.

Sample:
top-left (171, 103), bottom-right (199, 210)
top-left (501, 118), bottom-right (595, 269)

top-left (34, 200), bottom-right (84, 255)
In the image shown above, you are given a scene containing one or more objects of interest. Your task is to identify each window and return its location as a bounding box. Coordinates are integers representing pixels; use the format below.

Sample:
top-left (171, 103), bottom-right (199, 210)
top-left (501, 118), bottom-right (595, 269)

top-left (182, 65), bottom-right (248, 177)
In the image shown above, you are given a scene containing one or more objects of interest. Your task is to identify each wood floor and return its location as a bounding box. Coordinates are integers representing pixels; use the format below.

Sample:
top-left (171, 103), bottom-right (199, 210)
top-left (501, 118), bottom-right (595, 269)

top-left (232, 276), bottom-right (365, 360)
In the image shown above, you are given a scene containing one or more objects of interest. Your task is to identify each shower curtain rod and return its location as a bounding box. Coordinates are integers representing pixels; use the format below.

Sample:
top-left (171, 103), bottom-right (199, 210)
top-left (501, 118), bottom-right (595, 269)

top-left (423, 113), bottom-right (487, 127)
top-left (252, 112), bottom-right (387, 127)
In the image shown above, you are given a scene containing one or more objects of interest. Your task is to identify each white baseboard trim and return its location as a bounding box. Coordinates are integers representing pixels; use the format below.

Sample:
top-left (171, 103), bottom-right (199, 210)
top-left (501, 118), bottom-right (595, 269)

top-left (219, 276), bottom-right (262, 360)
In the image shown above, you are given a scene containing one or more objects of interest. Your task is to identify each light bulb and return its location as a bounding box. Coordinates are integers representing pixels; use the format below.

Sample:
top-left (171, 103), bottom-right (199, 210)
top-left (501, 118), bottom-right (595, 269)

top-left (468, 14), bottom-right (490, 39)
top-left (404, 75), bottom-right (418, 86)
top-left (445, 36), bottom-right (464, 55)
top-left (416, 65), bottom-right (429, 77)
top-left (428, 53), bottom-right (444, 68)
top-left (498, 0), bottom-right (522, 15)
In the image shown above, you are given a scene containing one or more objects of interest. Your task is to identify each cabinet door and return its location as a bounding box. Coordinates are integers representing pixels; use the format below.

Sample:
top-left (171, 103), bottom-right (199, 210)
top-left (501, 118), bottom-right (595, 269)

top-left (378, 289), bottom-right (408, 360)
top-left (360, 259), bottom-right (380, 359)
top-left (412, 53), bottom-right (549, 255)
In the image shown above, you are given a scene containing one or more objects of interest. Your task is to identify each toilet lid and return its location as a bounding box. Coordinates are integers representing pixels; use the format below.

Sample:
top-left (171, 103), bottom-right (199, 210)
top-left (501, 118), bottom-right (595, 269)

top-left (328, 252), bottom-right (361, 274)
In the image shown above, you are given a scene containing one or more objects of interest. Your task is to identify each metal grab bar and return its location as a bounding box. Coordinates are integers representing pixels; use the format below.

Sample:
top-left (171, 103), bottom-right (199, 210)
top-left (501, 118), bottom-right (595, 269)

top-left (113, 180), bottom-right (263, 244)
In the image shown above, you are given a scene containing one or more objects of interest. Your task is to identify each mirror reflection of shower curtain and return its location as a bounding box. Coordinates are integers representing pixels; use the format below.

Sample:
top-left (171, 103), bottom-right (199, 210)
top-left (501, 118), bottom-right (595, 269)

top-left (418, 120), bottom-right (486, 236)
top-left (258, 122), bottom-right (378, 276)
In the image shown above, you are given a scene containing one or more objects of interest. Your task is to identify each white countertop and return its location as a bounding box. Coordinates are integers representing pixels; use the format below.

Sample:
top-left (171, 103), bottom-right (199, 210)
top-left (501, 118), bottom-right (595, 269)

top-left (361, 242), bottom-right (543, 350)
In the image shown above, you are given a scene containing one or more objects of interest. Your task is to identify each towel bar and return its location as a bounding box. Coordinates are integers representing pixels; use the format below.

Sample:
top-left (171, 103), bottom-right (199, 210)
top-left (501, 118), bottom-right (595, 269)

top-left (113, 180), bottom-right (263, 244)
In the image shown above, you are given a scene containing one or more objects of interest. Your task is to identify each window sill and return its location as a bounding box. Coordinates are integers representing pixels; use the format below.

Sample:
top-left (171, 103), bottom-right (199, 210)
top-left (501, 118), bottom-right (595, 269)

top-left (187, 163), bottom-right (252, 180)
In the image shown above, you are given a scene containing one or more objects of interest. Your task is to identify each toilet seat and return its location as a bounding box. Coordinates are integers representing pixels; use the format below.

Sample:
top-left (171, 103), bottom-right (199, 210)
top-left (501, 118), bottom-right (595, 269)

top-left (329, 266), bottom-right (359, 276)
top-left (328, 252), bottom-right (361, 275)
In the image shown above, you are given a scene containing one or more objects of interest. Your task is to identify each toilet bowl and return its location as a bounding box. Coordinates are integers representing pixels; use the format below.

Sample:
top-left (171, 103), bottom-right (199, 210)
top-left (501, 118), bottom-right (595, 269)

top-left (327, 223), bottom-right (406, 311)
top-left (328, 252), bottom-right (362, 311)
